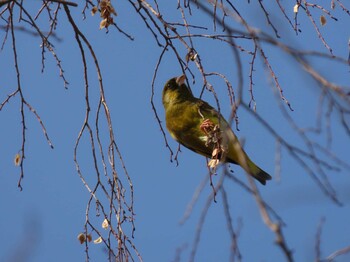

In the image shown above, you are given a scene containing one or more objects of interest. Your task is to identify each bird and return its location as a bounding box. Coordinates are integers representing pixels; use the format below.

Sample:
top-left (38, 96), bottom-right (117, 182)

top-left (162, 75), bottom-right (272, 185)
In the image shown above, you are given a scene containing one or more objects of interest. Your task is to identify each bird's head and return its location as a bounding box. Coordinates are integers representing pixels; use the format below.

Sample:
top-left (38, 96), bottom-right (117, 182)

top-left (162, 75), bottom-right (193, 108)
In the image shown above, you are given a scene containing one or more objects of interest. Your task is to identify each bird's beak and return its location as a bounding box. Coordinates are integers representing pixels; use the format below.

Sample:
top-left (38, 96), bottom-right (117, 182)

top-left (175, 75), bottom-right (186, 86)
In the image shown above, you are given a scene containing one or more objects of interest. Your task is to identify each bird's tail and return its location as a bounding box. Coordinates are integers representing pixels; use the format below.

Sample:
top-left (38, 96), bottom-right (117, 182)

top-left (245, 159), bottom-right (272, 185)
top-left (223, 127), bottom-right (272, 185)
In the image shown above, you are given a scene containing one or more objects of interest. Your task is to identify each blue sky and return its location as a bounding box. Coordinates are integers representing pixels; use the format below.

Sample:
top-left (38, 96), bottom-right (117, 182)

top-left (1, 1), bottom-right (350, 261)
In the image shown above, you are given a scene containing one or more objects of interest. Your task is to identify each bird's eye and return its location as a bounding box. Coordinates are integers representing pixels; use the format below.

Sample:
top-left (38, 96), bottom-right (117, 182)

top-left (167, 84), bottom-right (171, 88)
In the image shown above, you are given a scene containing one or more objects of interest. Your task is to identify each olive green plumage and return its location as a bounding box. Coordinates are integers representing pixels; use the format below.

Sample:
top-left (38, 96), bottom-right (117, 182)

top-left (162, 75), bottom-right (272, 185)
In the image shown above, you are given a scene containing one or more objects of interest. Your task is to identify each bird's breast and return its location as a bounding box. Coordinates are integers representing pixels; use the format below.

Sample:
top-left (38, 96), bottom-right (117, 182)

top-left (165, 102), bottom-right (201, 140)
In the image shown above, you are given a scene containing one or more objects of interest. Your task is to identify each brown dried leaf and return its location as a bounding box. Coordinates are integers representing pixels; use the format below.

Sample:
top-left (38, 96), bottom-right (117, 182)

top-left (102, 219), bottom-right (109, 229)
top-left (14, 153), bottom-right (21, 166)
top-left (91, 6), bottom-right (98, 16)
top-left (99, 18), bottom-right (107, 29)
top-left (87, 234), bottom-right (92, 242)
top-left (77, 233), bottom-right (86, 244)
top-left (293, 4), bottom-right (299, 13)
top-left (94, 236), bottom-right (103, 244)
top-left (208, 159), bottom-right (219, 169)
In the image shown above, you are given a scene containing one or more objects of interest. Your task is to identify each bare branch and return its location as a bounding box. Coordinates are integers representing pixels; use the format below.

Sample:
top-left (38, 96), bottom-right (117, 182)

top-left (324, 245), bottom-right (350, 261)
top-left (247, 176), bottom-right (293, 262)
top-left (315, 217), bottom-right (325, 262)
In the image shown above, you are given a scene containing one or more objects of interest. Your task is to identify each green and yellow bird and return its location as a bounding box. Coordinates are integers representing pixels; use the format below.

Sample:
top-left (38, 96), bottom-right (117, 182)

top-left (162, 75), bottom-right (271, 185)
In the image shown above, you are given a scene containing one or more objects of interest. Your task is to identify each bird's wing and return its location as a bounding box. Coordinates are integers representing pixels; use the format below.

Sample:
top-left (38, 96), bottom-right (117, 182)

top-left (173, 109), bottom-right (214, 159)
